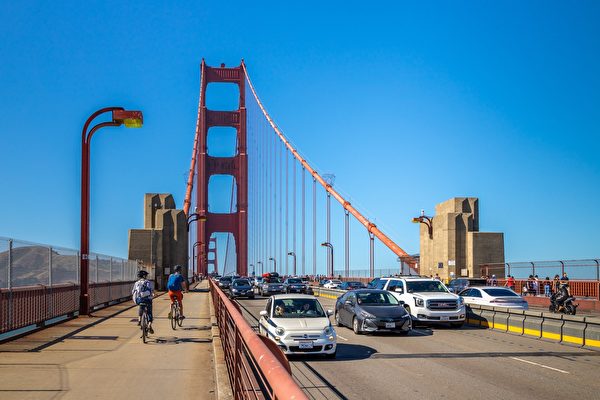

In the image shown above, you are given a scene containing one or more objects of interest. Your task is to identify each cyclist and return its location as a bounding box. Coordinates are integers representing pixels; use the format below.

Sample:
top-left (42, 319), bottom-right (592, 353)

top-left (132, 270), bottom-right (154, 334)
top-left (167, 265), bottom-right (188, 320)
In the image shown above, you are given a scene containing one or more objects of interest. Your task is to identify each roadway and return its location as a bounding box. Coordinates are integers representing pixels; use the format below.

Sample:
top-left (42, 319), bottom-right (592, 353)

top-left (236, 294), bottom-right (600, 400)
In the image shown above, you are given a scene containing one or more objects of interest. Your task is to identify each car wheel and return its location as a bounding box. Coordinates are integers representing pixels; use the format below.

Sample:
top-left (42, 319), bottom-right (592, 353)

top-left (335, 311), bottom-right (343, 327)
top-left (352, 317), bottom-right (362, 335)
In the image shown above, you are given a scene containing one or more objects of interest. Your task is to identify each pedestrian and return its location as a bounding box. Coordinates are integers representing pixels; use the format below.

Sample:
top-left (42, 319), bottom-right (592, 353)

top-left (553, 274), bottom-right (561, 294)
top-left (505, 275), bottom-right (516, 291)
top-left (543, 276), bottom-right (551, 297)
top-left (533, 275), bottom-right (540, 296)
top-left (526, 275), bottom-right (535, 296)
top-left (434, 273), bottom-right (441, 281)
top-left (561, 272), bottom-right (569, 281)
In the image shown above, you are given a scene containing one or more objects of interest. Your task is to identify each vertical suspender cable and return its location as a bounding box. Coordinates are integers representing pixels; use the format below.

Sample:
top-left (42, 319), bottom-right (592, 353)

top-left (293, 159), bottom-right (297, 276)
top-left (312, 177), bottom-right (317, 277)
top-left (369, 233), bottom-right (375, 278)
top-left (345, 210), bottom-right (349, 278)
top-left (302, 167), bottom-right (306, 276)
top-left (326, 192), bottom-right (331, 276)
top-left (285, 148), bottom-right (289, 275)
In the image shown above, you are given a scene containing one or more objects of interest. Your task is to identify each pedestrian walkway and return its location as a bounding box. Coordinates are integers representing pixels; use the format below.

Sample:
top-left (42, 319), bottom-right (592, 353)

top-left (0, 281), bottom-right (216, 400)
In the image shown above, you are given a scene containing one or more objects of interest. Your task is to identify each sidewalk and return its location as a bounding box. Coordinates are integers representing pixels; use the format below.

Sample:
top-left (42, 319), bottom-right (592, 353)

top-left (0, 281), bottom-right (216, 400)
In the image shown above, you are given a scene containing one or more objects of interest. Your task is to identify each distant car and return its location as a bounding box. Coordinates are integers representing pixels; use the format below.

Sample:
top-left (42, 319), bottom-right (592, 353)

top-left (218, 276), bottom-right (233, 289)
top-left (258, 294), bottom-right (337, 357)
top-left (283, 278), bottom-right (313, 294)
top-left (367, 277), bottom-right (381, 289)
top-left (339, 281), bottom-right (365, 291)
top-left (229, 278), bottom-right (255, 299)
top-left (318, 279), bottom-right (329, 287)
top-left (459, 287), bottom-right (528, 309)
top-left (259, 277), bottom-right (285, 296)
top-left (253, 277), bottom-right (264, 288)
top-left (334, 289), bottom-right (411, 335)
top-left (447, 278), bottom-right (487, 293)
top-left (323, 280), bottom-right (343, 289)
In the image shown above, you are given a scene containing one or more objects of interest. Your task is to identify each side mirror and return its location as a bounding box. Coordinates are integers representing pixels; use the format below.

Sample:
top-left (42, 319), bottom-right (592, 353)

top-left (259, 310), bottom-right (268, 317)
top-left (394, 288), bottom-right (403, 293)
top-left (327, 309), bottom-right (334, 316)
top-left (344, 300), bottom-right (353, 306)
top-left (398, 300), bottom-right (405, 305)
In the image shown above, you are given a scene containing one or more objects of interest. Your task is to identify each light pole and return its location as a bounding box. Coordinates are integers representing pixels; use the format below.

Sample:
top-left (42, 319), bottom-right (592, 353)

top-left (257, 261), bottom-right (263, 275)
top-left (187, 213), bottom-right (207, 231)
top-left (412, 210), bottom-right (433, 239)
top-left (269, 257), bottom-right (277, 273)
top-left (321, 242), bottom-right (333, 277)
top-left (287, 251), bottom-right (297, 276)
top-left (80, 107), bottom-right (143, 315)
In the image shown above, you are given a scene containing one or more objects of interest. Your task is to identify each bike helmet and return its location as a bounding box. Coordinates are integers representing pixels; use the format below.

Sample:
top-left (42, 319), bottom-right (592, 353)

top-left (137, 270), bottom-right (149, 278)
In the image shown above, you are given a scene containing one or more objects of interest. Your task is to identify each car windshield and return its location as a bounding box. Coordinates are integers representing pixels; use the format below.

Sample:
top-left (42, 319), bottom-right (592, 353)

top-left (233, 280), bottom-right (250, 287)
top-left (347, 282), bottom-right (362, 286)
top-left (356, 292), bottom-right (399, 305)
top-left (268, 278), bottom-right (282, 283)
top-left (406, 281), bottom-right (448, 293)
top-left (272, 298), bottom-right (326, 318)
top-left (220, 277), bottom-right (232, 282)
top-left (483, 288), bottom-right (519, 297)
top-left (331, 280), bottom-right (342, 284)
top-left (287, 278), bottom-right (302, 284)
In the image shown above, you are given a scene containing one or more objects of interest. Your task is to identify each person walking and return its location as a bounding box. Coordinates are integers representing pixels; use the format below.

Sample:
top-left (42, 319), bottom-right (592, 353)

top-left (543, 276), bottom-right (552, 297)
top-left (505, 275), bottom-right (516, 291)
top-left (553, 274), bottom-right (561, 294)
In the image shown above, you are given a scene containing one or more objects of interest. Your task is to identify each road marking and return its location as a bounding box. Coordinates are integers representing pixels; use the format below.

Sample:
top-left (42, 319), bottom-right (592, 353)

top-left (336, 335), bottom-right (348, 341)
top-left (510, 357), bottom-right (569, 374)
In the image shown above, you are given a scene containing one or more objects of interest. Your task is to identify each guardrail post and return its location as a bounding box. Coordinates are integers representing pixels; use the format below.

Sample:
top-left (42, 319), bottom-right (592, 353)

top-left (531, 262), bottom-right (535, 277)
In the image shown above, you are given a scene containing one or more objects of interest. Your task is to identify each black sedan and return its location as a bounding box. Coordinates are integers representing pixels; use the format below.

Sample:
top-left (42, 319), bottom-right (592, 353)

top-left (334, 289), bottom-right (411, 335)
top-left (228, 278), bottom-right (255, 299)
top-left (282, 278), bottom-right (314, 294)
top-left (218, 276), bottom-right (233, 289)
top-left (339, 281), bottom-right (365, 291)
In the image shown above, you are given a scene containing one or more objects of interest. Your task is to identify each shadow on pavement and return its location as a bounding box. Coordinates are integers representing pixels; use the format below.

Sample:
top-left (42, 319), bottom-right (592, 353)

top-left (293, 343), bottom-right (377, 362)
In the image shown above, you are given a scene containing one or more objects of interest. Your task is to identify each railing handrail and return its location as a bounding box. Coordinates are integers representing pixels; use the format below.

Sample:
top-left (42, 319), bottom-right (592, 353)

top-left (210, 279), bottom-right (308, 399)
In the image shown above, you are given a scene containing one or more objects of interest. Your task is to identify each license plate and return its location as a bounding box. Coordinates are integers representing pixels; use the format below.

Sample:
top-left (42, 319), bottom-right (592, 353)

top-left (440, 316), bottom-right (450, 321)
top-left (385, 322), bottom-right (395, 329)
top-left (299, 341), bottom-right (314, 349)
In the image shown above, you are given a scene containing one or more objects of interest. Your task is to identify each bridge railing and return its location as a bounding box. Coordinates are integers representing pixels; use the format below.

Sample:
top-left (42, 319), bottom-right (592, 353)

top-left (0, 237), bottom-right (139, 337)
top-left (209, 279), bottom-right (308, 400)
top-left (497, 279), bottom-right (600, 300)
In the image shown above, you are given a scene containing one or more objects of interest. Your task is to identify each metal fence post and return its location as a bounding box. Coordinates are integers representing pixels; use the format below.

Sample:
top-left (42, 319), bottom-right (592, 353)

top-left (49, 247), bottom-right (53, 286)
top-left (560, 261), bottom-right (565, 277)
top-left (531, 262), bottom-right (535, 277)
top-left (8, 239), bottom-right (12, 289)
top-left (506, 263), bottom-right (510, 277)
top-left (77, 251), bottom-right (80, 285)
top-left (595, 259), bottom-right (599, 283)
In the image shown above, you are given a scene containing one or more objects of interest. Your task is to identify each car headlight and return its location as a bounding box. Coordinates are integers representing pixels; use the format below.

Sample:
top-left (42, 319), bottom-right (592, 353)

top-left (275, 327), bottom-right (285, 336)
top-left (414, 297), bottom-right (424, 307)
top-left (359, 310), bottom-right (375, 319)
top-left (232, 288), bottom-right (238, 292)
top-left (324, 326), bottom-right (333, 335)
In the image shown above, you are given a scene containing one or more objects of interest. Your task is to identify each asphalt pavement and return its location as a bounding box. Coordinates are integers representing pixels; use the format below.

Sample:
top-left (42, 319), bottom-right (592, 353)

top-left (237, 294), bottom-right (600, 400)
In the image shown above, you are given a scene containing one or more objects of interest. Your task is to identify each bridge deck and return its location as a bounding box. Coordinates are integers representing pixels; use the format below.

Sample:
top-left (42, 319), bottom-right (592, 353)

top-left (0, 282), bottom-right (216, 400)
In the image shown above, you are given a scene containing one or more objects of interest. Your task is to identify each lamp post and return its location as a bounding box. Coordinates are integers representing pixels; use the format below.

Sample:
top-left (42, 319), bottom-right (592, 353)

top-left (80, 107), bottom-right (143, 315)
top-left (412, 210), bottom-right (433, 239)
top-left (321, 242), bottom-right (333, 277)
top-left (269, 257), bottom-right (277, 273)
top-left (287, 251), bottom-right (297, 276)
top-left (257, 261), bottom-right (263, 275)
top-left (187, 213), bottom-right (207, 231)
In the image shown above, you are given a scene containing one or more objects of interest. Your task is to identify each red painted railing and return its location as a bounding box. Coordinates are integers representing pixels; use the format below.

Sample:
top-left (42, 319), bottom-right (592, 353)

top-left (210, 279), bottom-right (308, 400)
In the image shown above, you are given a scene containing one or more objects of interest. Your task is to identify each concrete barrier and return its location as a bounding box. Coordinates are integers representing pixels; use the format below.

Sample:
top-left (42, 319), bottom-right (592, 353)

top-left (584, 317), bottom-right (600, 350)
top-left (562, 315), bottom-right (585, 346)
top-left (523, 310), bottom-right (543, 338)
top-left (507, 309), bottom-right (525, 335)
top-left (466, 305), bottom-right (484, 327)
top-left (479, 306), bottom-right (495, 329)
top-left (541, 314), bottom-right (563, 343)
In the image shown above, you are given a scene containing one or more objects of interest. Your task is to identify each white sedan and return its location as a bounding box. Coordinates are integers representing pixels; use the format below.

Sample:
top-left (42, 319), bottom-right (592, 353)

top-left (323, 280), bottom-right (343, 289)
top-left (459, 286), bottom-right (529, 309)
top-left (258, 294), bottom-right (337, 358)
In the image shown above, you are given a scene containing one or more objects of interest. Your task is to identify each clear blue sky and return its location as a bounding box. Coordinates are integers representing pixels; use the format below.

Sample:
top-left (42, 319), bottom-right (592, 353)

top-left (1, 1), bottom-right (598, 273)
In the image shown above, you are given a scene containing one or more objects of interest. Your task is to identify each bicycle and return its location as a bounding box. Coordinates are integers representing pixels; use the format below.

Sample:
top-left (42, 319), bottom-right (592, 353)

top-left (169, 299), bottom-right (183, 330)
top-left (140, 303), bottom-right (150, 343)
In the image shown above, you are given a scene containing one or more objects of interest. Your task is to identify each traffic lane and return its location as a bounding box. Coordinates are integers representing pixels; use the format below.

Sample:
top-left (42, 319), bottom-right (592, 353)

top-left (314, 296), bottom-right (600, 400)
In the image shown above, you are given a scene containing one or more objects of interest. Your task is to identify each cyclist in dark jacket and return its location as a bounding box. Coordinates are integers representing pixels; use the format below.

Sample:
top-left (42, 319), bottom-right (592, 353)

top-left (552, 283), bottom-right (570, 309)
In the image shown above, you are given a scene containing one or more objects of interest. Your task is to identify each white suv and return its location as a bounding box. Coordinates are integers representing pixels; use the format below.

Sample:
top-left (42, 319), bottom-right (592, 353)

top-left (372, 277), bottom-right (465, 327)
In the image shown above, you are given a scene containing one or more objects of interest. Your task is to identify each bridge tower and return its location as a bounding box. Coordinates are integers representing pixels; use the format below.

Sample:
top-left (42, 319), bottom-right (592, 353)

top-left (196, 60), bottom-right (248, 277)
top-left (207, 236), bottom-right (219, 275)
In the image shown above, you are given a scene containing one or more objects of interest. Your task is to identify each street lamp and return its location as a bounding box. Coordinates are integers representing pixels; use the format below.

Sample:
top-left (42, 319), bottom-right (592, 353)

top-left (287, 251), bottom-right (297, 276)
top-left (321, 242), bottom-right (334, 277)
top-left (187, 213), bottom-right (207, 231)
top-left (269, 257), bottom-right (277, 273)
top-left (257, 261), bottom-right (263, 275)
top-left (80, 107), bottom-right (143, 315)
top-left (412, 210), bottom-right (433, 240)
